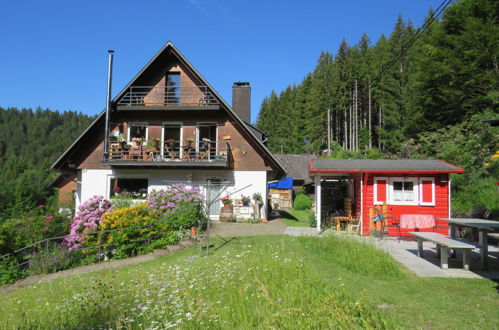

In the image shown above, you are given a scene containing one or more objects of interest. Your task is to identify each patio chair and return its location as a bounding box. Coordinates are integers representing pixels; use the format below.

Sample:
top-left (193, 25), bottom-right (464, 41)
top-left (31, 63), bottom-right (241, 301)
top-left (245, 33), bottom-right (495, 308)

top-left (370, 207), bottom-right (400, 240)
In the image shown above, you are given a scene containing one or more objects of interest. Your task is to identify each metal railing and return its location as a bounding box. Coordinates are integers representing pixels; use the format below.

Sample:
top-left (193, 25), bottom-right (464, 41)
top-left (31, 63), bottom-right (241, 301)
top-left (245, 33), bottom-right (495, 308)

top-left (117, 86), bottom-right (219, 106)
top-left (106, 140), bottom-right (228, 163)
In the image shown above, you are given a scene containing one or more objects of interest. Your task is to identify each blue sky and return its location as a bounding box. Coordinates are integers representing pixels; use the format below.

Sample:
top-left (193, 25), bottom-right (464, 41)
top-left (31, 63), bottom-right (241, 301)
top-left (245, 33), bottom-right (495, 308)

top-left (0, 0), bottom-right (442, 122)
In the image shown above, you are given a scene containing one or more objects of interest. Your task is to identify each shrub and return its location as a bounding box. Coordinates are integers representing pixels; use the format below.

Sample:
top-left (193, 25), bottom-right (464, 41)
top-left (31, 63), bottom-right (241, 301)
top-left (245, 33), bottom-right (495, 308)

top-left (308, 211), bottom-right (316, 227)
top-left (164, 201), bottom-right (205, 230)
top-left (64, 196), bottom-right (113, 251)
top-left (3, 205), bottom-right (70, 246)
top-left (147, 184), bottom-right (204, 215)
top-left (28, 246), bottom-right (86, 274)
top-left (294, 194), bottom-right (312, 210)
top-left (110, 194), bottom-right (136, 209)
top-left (98, 204), bottom-right (185, 259)
top-left (0, 257), bottom-right (27, 285)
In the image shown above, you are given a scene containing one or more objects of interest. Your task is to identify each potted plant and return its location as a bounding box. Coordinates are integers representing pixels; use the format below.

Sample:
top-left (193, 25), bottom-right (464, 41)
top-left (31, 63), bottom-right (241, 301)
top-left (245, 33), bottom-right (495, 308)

top-left (221, 196), bottom-right (233, 206)
top-left (220, 196), bottom-right (234, 222)
top-left (117, 134), bottom-right (128, 148)
top-left (201, 137), bottom-right (211, 149)
top-left (146, 138), bottom-right (159, 151)
top-left (132, 137), bottom-right (144, 147)
top-left (185, 137), bottom-right (194, 147)
top-left (241, 195), bottom-right (251, 206)
top-left (253, 192), bottom-right (262, 203)
top-left (253, 192), bottom-right (264, 221)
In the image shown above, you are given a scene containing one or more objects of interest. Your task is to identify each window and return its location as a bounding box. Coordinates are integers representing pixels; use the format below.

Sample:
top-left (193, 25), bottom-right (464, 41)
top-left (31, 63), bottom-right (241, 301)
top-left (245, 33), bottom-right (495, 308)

top-left (197, 123), bottom-right (217, 158)
top-left (110, 178), bottom-right (148, 199)
top-left (388, 177), bottom-right (419, 205)
top-left (128, 122), bottom-right (148, 142)
top-left (374, 176), bottom-right (434, 206)
top-left (163, 123), bottom-right (182, 158)
top-left (166, 72), bottom-right (181, 104)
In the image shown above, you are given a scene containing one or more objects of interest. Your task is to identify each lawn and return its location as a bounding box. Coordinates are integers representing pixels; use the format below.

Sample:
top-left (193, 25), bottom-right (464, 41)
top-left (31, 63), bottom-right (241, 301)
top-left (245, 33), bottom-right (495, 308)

top-left (280, 208), bottom-right (313, 227)
top-left (1, 235), bottom-right (498, 329)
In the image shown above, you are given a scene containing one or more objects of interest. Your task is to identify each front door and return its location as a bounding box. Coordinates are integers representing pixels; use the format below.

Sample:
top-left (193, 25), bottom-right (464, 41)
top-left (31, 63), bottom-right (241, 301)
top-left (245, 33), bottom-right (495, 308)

top-left (206, 178), bottom-right (221, 216)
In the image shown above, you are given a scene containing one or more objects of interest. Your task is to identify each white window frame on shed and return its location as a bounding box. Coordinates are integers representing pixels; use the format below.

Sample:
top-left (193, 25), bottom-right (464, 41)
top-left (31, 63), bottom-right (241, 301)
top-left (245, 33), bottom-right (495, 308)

top-left (388, 177), bottom-right (419, 205)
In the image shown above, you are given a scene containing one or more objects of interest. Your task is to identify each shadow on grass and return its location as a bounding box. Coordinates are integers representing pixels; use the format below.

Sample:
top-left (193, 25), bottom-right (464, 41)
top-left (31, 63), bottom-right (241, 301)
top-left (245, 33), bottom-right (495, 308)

top-left (278, 210), bottom-right (298, 221)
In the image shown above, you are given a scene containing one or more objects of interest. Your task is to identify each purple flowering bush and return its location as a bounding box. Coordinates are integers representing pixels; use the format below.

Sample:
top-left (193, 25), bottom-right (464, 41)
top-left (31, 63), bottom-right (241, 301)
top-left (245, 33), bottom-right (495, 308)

top-left (147, 184), bottom-right (206, 230)
top-left (63, 196), bottom-right (113, 251)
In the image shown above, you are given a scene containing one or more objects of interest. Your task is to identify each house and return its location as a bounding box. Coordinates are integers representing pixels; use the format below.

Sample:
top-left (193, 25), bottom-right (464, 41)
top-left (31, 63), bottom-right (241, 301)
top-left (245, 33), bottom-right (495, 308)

top-left (50, 42), bottom-right (286, 219)
top-left (309, 159), bottom-right (464, 235)
top-left (273, 154), bottom-right (316, 188)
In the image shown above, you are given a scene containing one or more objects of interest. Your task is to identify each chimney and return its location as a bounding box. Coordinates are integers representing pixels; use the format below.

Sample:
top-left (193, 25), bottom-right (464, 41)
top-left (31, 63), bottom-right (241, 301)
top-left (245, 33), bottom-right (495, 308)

top-left (232, 82), bottom-right (251, 122)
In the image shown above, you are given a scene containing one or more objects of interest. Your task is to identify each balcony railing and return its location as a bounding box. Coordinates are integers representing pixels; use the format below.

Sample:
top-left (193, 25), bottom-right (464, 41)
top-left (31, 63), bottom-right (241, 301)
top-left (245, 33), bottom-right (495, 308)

top-left (105, 140), bottom-right (228, 166)
top-left (117, 86), bottom-right (219, 107)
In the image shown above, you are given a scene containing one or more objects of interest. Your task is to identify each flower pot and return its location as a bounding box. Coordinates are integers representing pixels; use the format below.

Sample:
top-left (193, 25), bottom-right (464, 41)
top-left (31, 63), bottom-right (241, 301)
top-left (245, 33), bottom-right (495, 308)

top-left (220, 204), bottom-right (233, 222)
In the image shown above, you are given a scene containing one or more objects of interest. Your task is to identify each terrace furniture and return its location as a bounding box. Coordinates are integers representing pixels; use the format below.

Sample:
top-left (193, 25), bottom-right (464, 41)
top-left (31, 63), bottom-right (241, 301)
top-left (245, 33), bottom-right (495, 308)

top-left (438, 218), bottom-right (499, 269)
top-left (400, 214), bottom-right (435, 230)
top-left (370, 207), bottom-right (400, 240)
top-left (410, 232), bottom-right (475, 270)
top-left (164, 142), bottom-right (179, 160)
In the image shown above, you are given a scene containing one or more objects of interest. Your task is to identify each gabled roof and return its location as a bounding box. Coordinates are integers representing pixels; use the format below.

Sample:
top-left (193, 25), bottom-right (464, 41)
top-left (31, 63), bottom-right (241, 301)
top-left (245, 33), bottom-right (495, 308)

top-left (274, 154), bottom-right (316, 182)
top-left (51, 42), bottom-right (286, 175)
top-left (309, 159), bottom-right (464, 174)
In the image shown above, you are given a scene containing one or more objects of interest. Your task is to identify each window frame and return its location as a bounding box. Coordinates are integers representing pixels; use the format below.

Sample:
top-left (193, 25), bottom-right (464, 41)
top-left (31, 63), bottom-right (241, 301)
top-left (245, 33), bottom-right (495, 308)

top-left (127, 122), bottom-right (148, 143)
top-left (107, 174), bottom-right (150, 200)
top-left (196, 122), bottom-right (218, 154)
top-left (162, 122), bottom-right (183, 158)
top-left (388, 177), bottom-right (419, 206)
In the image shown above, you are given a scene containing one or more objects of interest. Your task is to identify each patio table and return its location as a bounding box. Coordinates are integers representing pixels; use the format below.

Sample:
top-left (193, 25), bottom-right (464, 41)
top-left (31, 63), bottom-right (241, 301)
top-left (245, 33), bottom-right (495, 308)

top-left (400, 214), bottom-right (435, 229)
top-left (436, 218), bottom-right (499, 270)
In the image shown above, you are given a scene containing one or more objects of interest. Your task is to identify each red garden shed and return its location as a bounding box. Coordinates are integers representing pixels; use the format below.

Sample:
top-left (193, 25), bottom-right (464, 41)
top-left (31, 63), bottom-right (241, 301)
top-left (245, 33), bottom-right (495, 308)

top-left (309, 159), bottom-right (464, 236)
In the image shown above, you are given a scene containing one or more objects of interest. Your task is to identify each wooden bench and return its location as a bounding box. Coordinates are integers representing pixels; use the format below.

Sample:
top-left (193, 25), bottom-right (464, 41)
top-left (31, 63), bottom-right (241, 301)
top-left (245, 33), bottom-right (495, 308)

top-left (410, 232), bottom-right (476, 270)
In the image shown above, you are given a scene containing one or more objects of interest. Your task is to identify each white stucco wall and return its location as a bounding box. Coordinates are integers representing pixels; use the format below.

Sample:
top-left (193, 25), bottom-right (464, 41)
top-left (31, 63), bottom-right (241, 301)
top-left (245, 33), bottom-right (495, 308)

top-left (77, 169), bottom-right (268, 219)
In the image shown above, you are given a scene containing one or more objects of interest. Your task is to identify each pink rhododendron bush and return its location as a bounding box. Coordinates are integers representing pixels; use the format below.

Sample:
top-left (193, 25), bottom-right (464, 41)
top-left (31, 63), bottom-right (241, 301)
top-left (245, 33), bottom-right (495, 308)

top-left (147, 184), bottom-right (206, 230)
top-left (63, 195), bottom-right (113, 250)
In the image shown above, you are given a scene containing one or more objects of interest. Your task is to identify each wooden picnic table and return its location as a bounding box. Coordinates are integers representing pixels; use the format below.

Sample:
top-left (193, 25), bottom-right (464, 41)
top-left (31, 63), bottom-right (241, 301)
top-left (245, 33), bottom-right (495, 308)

top-left (436, 218), bottom-right (499, 270)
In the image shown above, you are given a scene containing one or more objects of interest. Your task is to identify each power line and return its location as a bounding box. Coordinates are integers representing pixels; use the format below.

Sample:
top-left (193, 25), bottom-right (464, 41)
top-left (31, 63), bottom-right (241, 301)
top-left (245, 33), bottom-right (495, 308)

top-left (371, 0), bottom-right (454, 86)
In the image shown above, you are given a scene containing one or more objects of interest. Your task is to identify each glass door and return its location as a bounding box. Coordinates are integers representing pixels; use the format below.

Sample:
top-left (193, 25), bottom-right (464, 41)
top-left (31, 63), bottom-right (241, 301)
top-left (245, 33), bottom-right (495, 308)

top-left (198, 123), bottom-right (217, 159)
top-left (206, 178), bottom-right (221, 216)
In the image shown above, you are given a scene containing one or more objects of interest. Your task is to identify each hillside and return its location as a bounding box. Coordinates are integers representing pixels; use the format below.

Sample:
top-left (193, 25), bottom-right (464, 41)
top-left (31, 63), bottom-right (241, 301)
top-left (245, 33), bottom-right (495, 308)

top-left (0, 107), bottom-right (94, 221)
top-left (256, 0), bottom-right (499, 212)
top-left (1, 235), bottom-right (497, 328)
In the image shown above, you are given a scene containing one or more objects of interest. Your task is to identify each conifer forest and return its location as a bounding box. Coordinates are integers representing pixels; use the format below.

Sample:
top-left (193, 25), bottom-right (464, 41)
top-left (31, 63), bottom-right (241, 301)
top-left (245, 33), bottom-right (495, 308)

top-left (256, 0), bottom-right (498, 212)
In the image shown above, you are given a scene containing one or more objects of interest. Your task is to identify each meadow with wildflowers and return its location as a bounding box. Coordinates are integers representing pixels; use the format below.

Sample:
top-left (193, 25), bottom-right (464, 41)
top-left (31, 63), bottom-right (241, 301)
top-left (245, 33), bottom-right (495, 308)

top-left (1, 235), bottom-right (497, 329)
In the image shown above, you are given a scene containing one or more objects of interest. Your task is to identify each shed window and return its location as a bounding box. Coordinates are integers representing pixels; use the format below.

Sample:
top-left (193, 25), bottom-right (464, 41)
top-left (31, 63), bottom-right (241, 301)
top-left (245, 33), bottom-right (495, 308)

top-left (392, 181), bottom-right (415, 202)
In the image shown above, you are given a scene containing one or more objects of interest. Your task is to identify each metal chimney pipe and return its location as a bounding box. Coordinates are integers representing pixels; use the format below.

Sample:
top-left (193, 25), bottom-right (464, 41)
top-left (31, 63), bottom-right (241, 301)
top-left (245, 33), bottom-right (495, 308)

top-left (103, 50), bottom-right (114, 159)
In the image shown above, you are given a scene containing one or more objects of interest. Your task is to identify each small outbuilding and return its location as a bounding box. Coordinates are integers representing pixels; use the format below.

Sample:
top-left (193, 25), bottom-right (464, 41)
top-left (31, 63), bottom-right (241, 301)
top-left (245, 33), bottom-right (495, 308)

top-left (309, 159), bottom-right (464, 236)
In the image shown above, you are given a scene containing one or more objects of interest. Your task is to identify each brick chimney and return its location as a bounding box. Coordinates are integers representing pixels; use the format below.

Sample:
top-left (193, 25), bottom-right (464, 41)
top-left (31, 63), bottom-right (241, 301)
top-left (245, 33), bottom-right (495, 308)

top-left (232, 82), bottom-right (251, 122)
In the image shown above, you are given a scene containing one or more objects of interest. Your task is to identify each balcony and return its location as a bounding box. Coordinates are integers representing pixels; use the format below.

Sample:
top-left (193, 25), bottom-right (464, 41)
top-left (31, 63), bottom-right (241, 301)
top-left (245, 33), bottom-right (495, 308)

top-left (103, 140), bottom-right (230, 168)
top-left (116, 86), bottom-right (220, 110)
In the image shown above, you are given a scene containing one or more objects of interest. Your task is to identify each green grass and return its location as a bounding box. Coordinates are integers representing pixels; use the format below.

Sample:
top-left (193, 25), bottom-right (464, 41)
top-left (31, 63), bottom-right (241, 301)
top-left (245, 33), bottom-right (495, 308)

top-left (281, 208), bottom-right (313, 227)
top-left (1, 235), bottom-right (498, 329)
